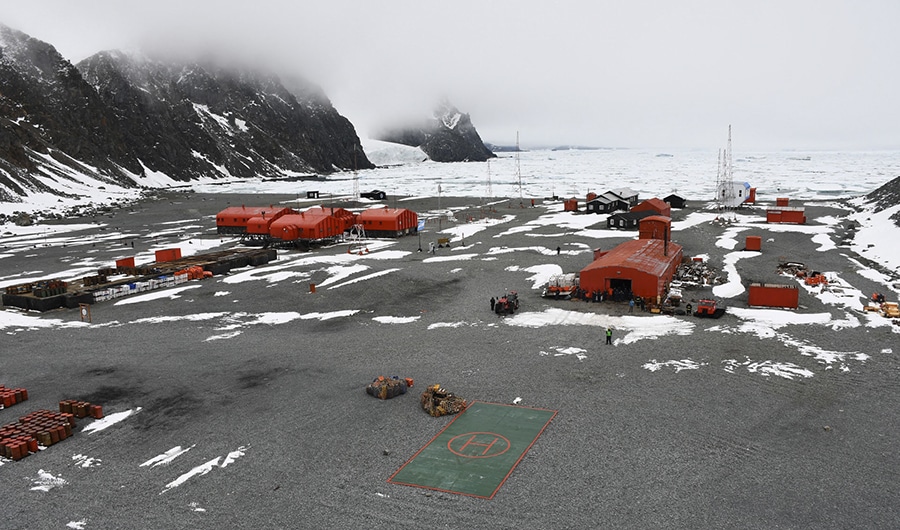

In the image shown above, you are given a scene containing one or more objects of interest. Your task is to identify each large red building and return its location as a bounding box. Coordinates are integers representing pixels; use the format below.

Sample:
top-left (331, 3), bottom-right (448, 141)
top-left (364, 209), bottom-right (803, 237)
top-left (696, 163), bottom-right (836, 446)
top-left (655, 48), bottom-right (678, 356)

top-left (579, 238), bottom-right (683, 300)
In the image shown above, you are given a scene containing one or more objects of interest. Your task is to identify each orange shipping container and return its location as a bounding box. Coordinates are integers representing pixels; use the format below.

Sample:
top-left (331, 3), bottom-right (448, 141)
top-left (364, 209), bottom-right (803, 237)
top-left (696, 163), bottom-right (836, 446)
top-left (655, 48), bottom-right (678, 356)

top-left (155, 248), bottom-right (182, 262)
top-left (767, 208), bottom-right (806, 224)
top-left (115, 257), bottom-right (136, 269)
top-left (776, 197), bottom-right (789, 206)
top-left (748, 283), bottom-right (799, 309)
top-left (745, 236), bottom-right (762, 251)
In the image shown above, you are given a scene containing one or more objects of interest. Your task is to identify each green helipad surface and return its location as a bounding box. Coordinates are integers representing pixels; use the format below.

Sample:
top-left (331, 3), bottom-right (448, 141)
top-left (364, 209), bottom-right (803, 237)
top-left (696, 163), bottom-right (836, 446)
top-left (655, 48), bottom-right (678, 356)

top-left (388, 401), bottom-right (557, 499)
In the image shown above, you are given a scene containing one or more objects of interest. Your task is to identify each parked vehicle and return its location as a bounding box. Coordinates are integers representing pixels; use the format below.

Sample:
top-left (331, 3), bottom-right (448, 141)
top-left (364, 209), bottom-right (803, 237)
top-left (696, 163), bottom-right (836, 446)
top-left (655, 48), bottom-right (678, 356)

top-left (694, 299), bottom-right (726, 318)
top-left (495, 291), bottom-right (520, 315)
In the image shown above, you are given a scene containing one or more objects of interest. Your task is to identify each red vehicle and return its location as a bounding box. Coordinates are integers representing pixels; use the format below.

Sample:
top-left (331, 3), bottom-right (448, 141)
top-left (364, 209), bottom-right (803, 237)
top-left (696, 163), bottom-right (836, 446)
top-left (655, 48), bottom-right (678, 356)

top-left (495, 291), bottom-right (520, 315)
top-left (694, 299), bottom-right (726, 318)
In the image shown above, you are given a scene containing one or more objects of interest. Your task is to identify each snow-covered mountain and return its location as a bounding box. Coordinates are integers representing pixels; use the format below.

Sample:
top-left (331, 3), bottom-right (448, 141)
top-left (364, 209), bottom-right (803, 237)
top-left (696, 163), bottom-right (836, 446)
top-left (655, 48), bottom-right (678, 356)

top-left (376, 98), bottom-right (495, 162)
top-left (0, 23), bottom-right (371, 204)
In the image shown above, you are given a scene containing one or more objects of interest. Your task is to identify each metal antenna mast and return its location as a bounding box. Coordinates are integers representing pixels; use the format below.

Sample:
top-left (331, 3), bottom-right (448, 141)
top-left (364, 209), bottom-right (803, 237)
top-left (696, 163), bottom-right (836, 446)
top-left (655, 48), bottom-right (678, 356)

top-left (352, 147), bottom-right (360, 202)
top-left (515, 131), bottom-right (523, 203)
top-left (486, 157), bottom-right (493, 200)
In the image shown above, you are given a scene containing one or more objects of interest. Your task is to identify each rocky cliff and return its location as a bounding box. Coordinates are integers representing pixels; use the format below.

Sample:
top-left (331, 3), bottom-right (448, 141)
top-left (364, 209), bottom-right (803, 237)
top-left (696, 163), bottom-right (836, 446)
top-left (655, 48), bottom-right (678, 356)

top-left (376, 100), bottom-right (495, 163)
top-left (0, 23), bottom-right (371, 203)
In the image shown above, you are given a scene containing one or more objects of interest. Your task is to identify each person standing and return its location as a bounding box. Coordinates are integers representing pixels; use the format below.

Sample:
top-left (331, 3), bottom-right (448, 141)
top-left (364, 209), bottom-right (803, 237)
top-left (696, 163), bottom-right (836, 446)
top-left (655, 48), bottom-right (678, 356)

top-left (606, 328), bottom-right (612, 345)
top-left (629, 299), bottom-right (635, 313)
top-left (556, 246), bottom-right (561, 255)
top-left (490, 297), bottom-right (496, 311)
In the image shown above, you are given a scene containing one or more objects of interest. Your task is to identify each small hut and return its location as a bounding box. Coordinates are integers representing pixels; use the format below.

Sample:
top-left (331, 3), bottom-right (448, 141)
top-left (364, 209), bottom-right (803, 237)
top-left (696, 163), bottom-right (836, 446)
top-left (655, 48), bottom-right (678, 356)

top-left (663, 194), bottom-right (686, 209)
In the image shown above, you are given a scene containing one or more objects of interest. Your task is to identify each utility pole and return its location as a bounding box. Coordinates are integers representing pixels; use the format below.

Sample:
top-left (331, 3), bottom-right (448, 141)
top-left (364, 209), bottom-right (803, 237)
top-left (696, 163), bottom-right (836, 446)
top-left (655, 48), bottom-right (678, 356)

top-left (515, 131), bottom-right (523, 205)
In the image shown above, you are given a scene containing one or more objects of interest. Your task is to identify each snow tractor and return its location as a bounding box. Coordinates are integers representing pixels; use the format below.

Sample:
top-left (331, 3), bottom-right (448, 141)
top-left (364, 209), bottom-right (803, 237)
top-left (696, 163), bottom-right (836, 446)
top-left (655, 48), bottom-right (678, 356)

top-left (694, 299), bottom-right (726, 318)
top-left (495, 291), bottom-right (520, 315)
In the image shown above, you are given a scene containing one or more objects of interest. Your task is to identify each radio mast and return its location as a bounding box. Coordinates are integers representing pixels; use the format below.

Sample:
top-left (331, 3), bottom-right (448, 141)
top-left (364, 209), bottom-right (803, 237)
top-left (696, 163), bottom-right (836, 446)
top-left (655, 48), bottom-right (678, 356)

top-left (515, 131), bottom-right (523, 204)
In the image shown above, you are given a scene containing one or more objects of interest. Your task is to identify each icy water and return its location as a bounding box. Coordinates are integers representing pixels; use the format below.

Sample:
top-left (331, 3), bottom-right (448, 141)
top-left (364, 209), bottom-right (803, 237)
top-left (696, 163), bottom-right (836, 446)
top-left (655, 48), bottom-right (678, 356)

top-left (196, 148), bottom-right (900, 202)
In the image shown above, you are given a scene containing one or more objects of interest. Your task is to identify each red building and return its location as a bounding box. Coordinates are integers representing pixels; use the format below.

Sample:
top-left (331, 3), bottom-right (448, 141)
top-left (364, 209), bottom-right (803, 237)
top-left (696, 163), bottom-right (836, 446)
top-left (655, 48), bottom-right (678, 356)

top-left (631, 197), bottom-right (671, 218)
top-left (269, 213), bottom-right (343, 243)
top-left (767, 207), bottom-right (806, 224)
top-left (304, 206), bottom-right (357, 232)
top-left (356, 208), bottom-right (418, 237)
top-left (579, 238), bottom-right (684, 300)
top-left (638, 215), bottom-right (672, 241)
top-left (216, 206), bottom-right (294, 235)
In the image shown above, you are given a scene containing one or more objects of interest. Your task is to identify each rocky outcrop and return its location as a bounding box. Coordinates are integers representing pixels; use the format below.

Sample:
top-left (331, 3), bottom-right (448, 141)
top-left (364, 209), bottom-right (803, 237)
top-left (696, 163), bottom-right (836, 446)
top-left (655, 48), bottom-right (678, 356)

top-left (0, 24), bottom-right (137, 202)
top-left (77, 51), bottom-right (373, 181)
top-left (863, 175), bottom-right (900, 226)
top-left (376, 100), bottom-right (495, 163)
top-left (0, 23), bottom-right (371, 202)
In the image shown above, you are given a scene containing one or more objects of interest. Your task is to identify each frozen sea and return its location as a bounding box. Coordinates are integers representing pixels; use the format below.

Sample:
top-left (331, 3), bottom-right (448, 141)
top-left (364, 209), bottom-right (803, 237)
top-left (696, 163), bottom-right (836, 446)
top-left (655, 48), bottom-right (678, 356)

top-left (193, 145), bottom-right (900, 203)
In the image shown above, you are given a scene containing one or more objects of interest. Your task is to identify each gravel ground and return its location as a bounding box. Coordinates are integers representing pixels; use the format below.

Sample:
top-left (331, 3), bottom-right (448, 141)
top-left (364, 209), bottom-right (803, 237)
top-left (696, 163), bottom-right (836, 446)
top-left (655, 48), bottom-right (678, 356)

top-left (1, 192), bottom-right (899, 529)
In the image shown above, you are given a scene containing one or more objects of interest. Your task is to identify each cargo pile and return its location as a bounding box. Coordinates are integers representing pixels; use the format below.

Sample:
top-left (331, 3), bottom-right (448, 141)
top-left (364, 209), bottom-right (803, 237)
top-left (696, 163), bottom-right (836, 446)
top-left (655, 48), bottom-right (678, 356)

top-left (0, 385), bottom-right (28, 409)
top-left (0, 400), bottom-right (102, 462)
top-left (420, 384), bottom-right (467, 417)
top-left (4, 279), bottom-right (68, 298)
top-left (173, 266), bottom-right (213, 281)
top-left (674, 258), bottom-right (723, 288)
top-left (365, 376), bottom-right (414, 400)
top-left (91, 273), bottom-right (190, 303)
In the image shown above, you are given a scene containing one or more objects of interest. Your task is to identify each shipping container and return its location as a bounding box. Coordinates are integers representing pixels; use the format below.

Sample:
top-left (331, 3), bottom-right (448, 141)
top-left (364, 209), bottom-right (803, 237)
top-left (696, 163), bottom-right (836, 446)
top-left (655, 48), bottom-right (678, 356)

top-left (745, 236), bottom-right (762, 251)
top-left (748, 283), bottom-right (799, 308)
top-left (767, 207), bottom-right (806, 224)
top-left (154, 248), bottom-right (182, 262)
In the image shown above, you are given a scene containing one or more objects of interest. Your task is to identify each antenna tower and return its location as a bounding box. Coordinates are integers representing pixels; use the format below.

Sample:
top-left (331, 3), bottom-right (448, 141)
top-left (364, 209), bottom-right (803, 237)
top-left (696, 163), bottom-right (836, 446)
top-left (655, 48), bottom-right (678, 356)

top-left (352, 148), bottom-right (360, 202)
top-left (486, 158), bottom-right (493, 200)
top-left (515, 131), bottom-right (523, 203)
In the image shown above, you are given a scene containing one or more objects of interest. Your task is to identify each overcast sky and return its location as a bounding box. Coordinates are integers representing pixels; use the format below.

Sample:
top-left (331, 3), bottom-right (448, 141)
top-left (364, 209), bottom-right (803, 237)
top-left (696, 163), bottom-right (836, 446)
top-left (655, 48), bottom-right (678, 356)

top-left (2, 1), bottom-right (899, 150)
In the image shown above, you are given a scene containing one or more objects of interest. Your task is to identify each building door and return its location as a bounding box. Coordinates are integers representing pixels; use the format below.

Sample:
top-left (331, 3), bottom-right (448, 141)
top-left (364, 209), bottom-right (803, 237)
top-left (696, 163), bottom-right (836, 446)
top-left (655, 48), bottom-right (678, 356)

top-left (609, 278), bottom-right (632, 301)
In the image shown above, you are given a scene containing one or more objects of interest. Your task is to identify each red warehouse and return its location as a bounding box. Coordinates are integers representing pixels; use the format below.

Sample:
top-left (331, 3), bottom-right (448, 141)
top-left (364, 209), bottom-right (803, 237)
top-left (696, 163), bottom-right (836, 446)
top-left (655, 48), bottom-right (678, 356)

top-left (579, 238), bottom-right (684, 300)
top-left (631, 197), bottom-right (671, 218)
top-left (638, 216), bottom-right (672, 241)
top-left (748, 283), bottom-right (799, 309)
top-left (217, 206), bottom-right (295, 235)
top-left (767, 207), bottom-right (806, 224)
top-left (356, 208), bottom-right (418, 237)
top-left (269, 213), bottom-right (343, 244)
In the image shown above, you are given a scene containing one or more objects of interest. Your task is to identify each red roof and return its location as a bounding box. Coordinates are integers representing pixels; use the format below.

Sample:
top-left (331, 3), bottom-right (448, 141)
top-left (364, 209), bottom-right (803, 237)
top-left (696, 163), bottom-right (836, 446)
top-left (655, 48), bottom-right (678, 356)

top-left (357, 207), bottom-right (413, 220)
top-left (581, 239), bottom-right (683, 278)
top-left (631, 198), bottom-right (671, 217)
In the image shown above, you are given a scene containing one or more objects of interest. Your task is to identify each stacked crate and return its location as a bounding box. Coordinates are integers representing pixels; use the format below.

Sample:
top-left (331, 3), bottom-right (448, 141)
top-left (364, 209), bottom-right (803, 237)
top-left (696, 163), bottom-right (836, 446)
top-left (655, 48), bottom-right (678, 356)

top-left (0, 385), bottom-right (28, 408)
top-left (0, 400), bottom-right (104, 462)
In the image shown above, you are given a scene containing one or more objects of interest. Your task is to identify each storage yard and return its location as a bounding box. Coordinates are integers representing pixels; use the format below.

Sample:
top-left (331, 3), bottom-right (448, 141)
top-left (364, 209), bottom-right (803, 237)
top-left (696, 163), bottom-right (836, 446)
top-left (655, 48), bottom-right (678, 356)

top-left (1, 191), bottom-right (899, 528)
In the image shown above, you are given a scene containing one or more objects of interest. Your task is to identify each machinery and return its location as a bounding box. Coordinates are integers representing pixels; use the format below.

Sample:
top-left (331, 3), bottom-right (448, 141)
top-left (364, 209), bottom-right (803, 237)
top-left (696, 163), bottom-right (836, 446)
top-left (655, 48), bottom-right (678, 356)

top-left (495, 291), bottom-right (520, 315)
top-left (694, 298), bottom-right (726, 318)
top-left (542, 273), bottom-right (578, 299)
